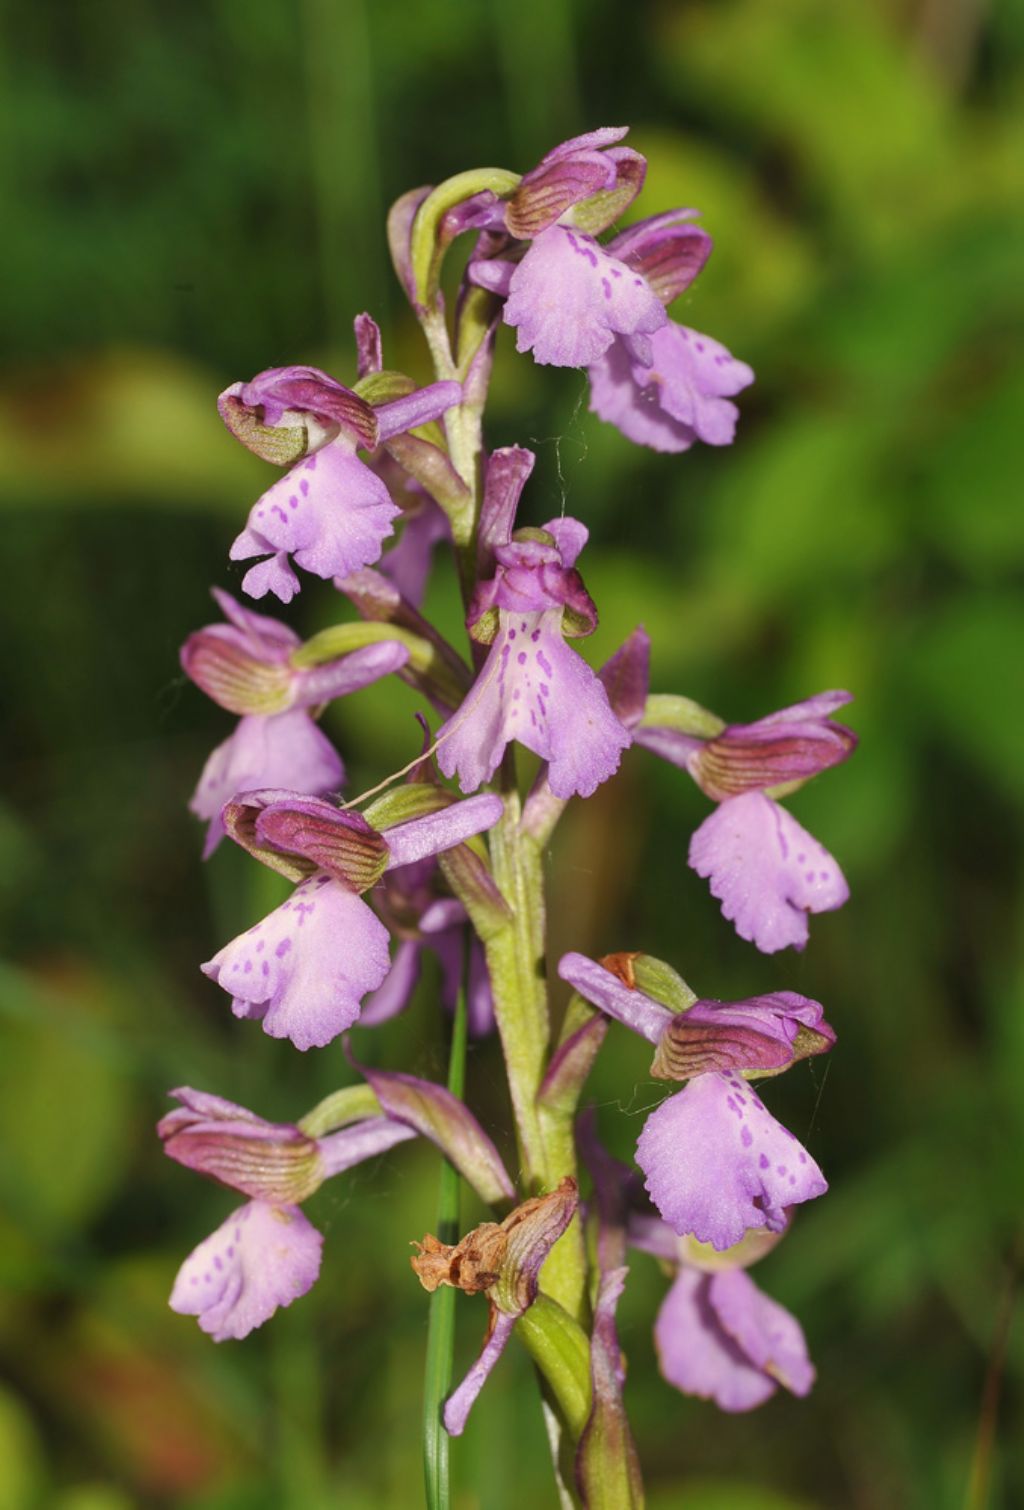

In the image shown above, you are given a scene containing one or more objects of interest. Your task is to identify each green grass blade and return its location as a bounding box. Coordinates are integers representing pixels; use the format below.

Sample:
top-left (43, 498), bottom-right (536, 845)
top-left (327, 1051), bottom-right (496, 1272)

top-left (422, 949), bottom-right (469, 1510)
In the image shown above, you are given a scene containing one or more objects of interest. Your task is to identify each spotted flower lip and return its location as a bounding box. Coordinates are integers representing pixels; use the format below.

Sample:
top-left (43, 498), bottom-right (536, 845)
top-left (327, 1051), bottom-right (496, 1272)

top-left (588, 320), bottom-right (754, 453)
top-left (501, 224), bottom-right (667, 369)
top-left (689, 790), bottom-right (850, 953)
top-left (635, 1072), bottom-right (827, 1249)
top-left (220, 363), bottom-right (461, 603)
top-left (580, 1108), bottom-right (813, 1414)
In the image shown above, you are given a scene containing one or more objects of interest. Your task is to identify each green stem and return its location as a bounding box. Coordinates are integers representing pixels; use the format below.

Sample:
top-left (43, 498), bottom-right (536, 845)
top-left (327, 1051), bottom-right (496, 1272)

top-left (485, 777), bottom-right (551, 1191)
top-left (485, 781), bottom-right (587, 1322)
top-left (422, 950), bottom-right (470, 1510)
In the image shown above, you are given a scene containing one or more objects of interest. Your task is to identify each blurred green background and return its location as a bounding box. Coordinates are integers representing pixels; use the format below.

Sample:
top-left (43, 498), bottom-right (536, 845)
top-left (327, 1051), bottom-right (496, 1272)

top-left (2, 0), bottom-right (1023, 1506)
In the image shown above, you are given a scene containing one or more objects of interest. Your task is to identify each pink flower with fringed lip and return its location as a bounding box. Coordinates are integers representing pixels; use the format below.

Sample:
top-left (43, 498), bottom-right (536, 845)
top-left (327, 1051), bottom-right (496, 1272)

top-left (219, 363), bottom-right (461, 602)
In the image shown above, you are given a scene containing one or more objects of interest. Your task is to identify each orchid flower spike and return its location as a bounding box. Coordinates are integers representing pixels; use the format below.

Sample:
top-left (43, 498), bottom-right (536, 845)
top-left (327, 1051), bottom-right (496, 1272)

top-left (219, 360), bottom-right (461, 602)
top-left (559, 950), bottom-right (833, 1248)
top-left (183, 589), bottom-right (410, 856)
top-left (202, 788), bottom-right (504, 1049)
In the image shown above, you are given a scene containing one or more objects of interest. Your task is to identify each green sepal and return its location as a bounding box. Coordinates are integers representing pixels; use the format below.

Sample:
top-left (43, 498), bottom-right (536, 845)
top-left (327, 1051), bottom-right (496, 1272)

top-left (218, 393), bottom-right (309, 466)
top-left (410, 168), bottom-right (521, 306)
top-left (516, 1295), bottom-right (593, 1442)
top-left (292, 621), bottom-right (468, 712)
top-left (639, 694), bottom-right (726, 739)
top-left (298, 1083), bottom-right (382, 1138)
top-left (630, 955), bottom-right (697, 1015)
top-left (353, 369), bottom-right (449, 453)
top-left (362, 783), bottom-right (454, 832)
top-left (562, 154), bottom-right (646, 238)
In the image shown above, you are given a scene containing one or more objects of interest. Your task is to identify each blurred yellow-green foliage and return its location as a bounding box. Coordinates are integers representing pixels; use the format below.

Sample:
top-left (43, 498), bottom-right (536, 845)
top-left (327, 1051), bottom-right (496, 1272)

top-left (2, 1), bottom-right (1023, 1506)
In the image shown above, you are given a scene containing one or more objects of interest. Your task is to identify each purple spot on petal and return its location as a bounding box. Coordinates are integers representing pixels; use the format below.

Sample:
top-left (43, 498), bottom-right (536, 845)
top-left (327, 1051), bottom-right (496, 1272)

top-left (300, 478), bottom-right (310, 496)
top-left (759, 1154), bottom-right (770, 1169)
top-left (611, 266), bottom-right (622, 279)
top-left (741, 1126), bottom-right (753, 1148)
top-left (227, 1245), bottom-right (235, 1257)
top-left (798, 1152), bottom-right (807, 1164)
top-left (289, 495), bottom-right (299, 509)
top-left (517, 651), bottom-right (527, 666)
top-left (214, 1256), bottom-right (223, 1270)
top-left (276, 938), bottom-right (293, 958)
top-left (777, 1165), bottom-right (787, 1176)
top-left (602, 277), bottom-right (612, 300)
top-left (243, 960), bottom-right (252, 974)
top-left (262, 961), bottom-right (270, 976)
top-left (531, 629), bottom-right (540, 642)
top-left (805, 871), bottom-right (816, 883)
top-left (696, 341), bottom-right (705, 353)
top-left (509, 629), bottom-right (516, 640)
top-left (537, 650), bottom-right (553, 677)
